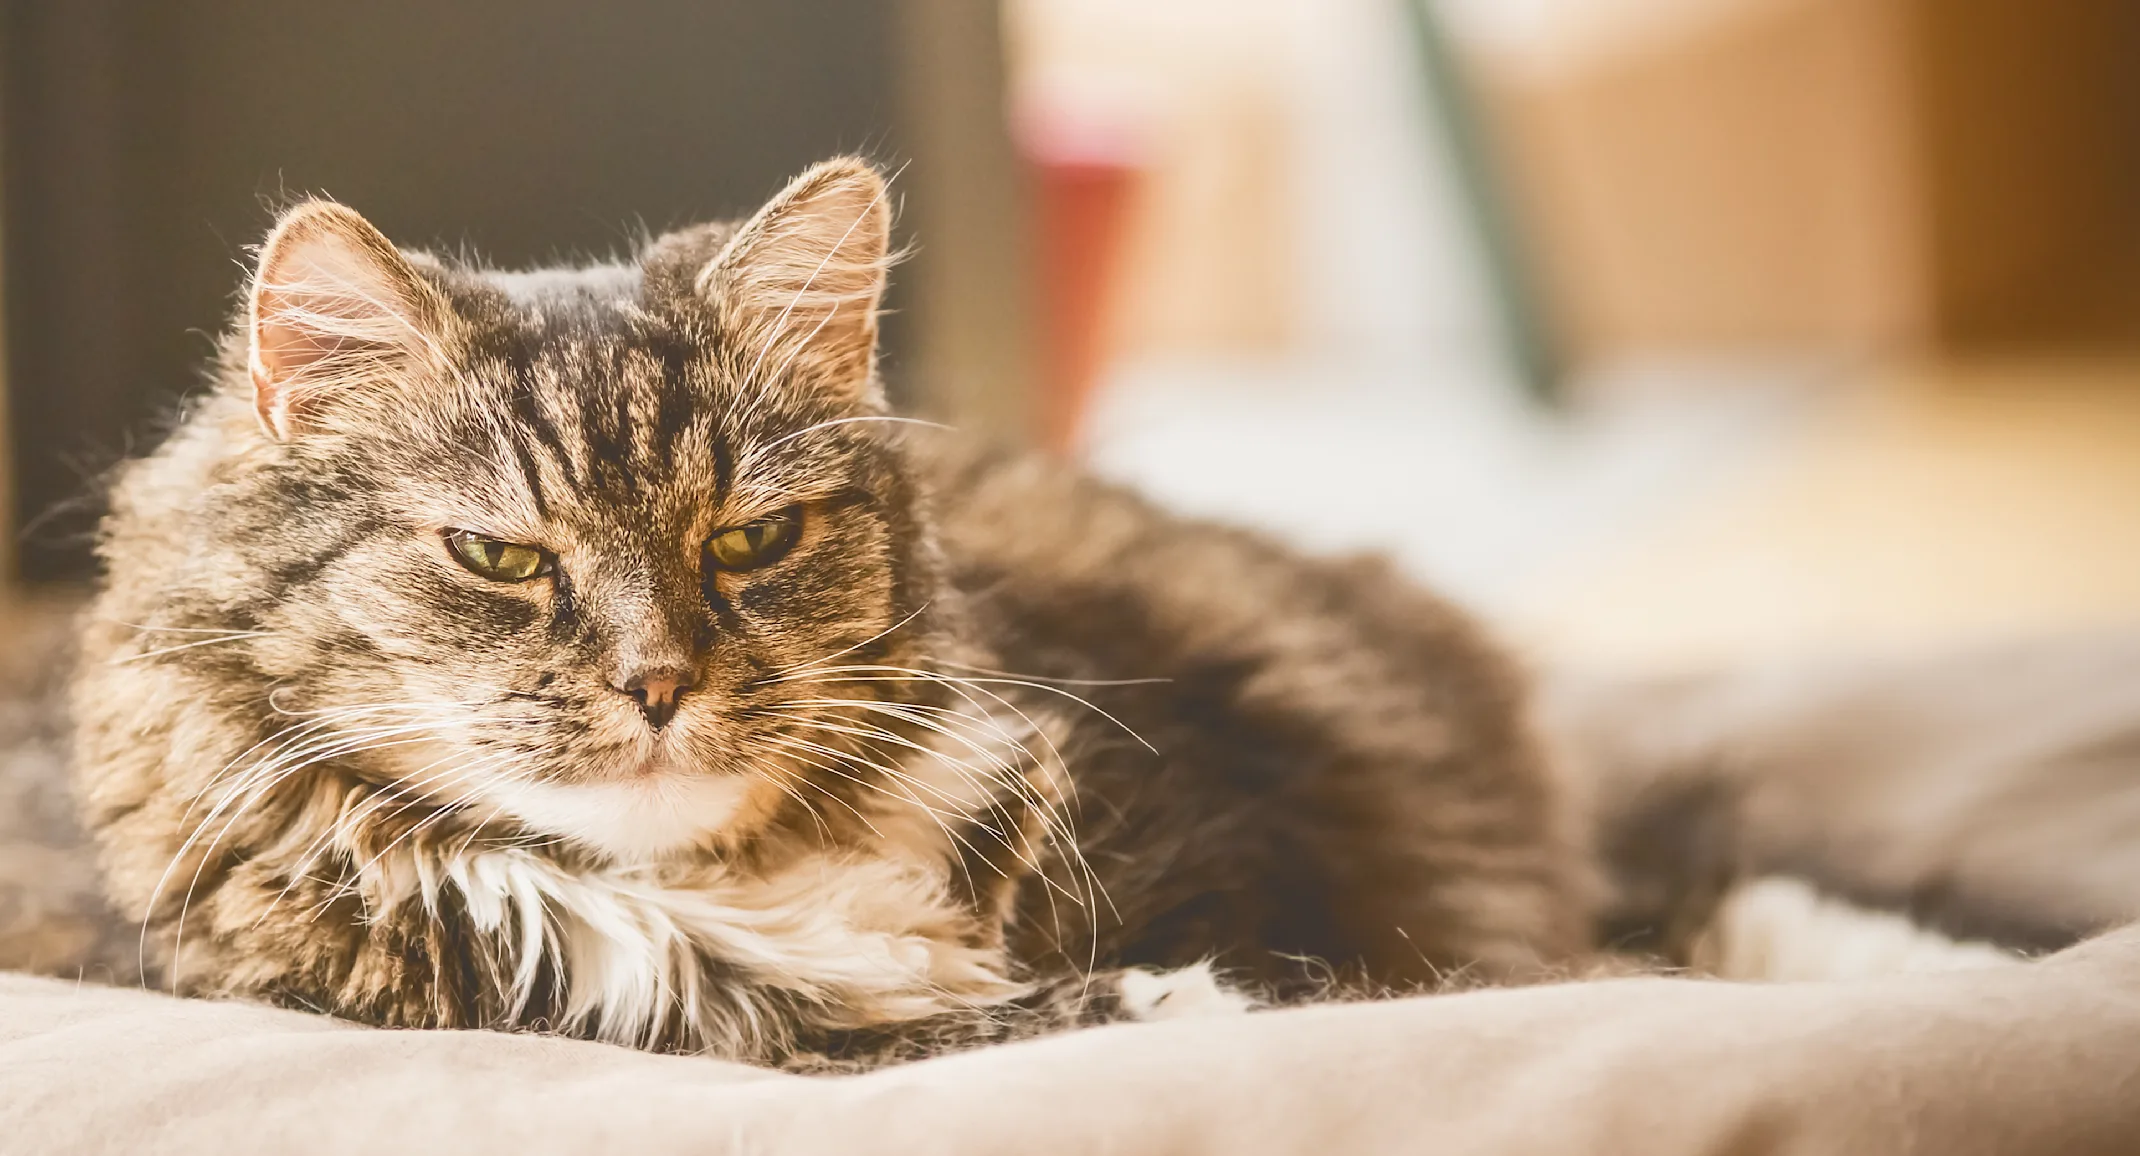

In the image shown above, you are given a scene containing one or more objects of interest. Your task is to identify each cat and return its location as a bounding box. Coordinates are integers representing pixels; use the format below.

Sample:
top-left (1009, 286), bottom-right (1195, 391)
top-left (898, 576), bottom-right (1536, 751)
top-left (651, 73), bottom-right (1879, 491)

top-left (69, 157), bottom-right (1599, 1068)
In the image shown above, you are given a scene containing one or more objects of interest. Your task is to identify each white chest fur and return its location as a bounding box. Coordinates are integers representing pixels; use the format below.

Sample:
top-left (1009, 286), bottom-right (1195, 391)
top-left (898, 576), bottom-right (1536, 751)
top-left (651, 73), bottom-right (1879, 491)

top-left (366, 841), bottom-right (1023, 1055)
top-left (350, 699), bottom-right (1070, 1056)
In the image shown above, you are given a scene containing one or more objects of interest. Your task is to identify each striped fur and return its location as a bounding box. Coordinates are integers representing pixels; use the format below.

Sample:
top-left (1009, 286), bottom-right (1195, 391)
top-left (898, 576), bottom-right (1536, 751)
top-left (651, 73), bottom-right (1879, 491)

top-left (72, 159), bottom-right (1595, 1067)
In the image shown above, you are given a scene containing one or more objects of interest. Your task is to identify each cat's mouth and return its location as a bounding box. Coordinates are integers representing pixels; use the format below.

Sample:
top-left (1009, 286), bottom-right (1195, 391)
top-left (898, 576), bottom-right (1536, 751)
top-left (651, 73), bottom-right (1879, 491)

top-left (617, 747), bottom-right (684, 780)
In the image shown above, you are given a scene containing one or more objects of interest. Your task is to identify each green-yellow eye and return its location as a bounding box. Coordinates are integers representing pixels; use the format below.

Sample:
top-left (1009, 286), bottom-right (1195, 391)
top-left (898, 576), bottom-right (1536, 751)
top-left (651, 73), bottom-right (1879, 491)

top-left (445, 531), bottom-right (550, 581)
top-left (704, 508), bottom-right (802, 571)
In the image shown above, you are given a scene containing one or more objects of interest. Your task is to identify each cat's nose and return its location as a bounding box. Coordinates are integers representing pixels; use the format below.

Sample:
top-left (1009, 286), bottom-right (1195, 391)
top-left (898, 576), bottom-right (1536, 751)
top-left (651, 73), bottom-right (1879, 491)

top-left (615, 668), bottom-right (694, 730)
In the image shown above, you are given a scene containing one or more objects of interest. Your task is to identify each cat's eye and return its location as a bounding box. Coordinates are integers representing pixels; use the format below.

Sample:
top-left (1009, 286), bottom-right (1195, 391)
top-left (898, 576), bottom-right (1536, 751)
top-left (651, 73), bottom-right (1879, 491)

top-left (704, 508), bottom-right (802, 571)
top-left (445, 530), bottom-right (551, 581)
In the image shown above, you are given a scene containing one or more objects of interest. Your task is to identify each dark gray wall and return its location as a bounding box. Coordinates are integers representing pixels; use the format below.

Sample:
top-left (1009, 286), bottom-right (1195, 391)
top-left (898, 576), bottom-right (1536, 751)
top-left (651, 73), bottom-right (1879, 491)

top-left (3, 0), bottom-right (908, 580)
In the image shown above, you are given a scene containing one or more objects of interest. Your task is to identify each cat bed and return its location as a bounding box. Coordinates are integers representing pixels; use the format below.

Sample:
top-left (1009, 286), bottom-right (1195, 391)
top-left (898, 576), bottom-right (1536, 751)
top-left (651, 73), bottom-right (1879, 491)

top-left (6, 926), bottom-right (2140, 1155)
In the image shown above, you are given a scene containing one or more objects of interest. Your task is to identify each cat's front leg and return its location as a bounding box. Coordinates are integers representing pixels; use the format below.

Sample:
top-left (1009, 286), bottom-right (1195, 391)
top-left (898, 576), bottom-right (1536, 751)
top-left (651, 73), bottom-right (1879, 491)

top-left (1111, 962), bottom-right (1257, 1021)
top-left (1011, 963), bottom-right (1257, 1031)
top-left (786, 964), bottom-right (1255, 1071)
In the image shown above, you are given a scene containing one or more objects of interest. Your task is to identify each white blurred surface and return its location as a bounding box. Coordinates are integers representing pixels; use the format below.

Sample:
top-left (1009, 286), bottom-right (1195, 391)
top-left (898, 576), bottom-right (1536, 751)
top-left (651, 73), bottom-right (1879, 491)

top-left (1081, 352), bottom-right (1827, 622)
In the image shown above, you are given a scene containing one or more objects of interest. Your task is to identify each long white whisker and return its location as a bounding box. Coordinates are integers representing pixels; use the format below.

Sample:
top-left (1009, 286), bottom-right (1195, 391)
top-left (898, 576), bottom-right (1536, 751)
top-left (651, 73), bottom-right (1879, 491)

top-left (107, 620), bottom-right (265, 635)
top-left (764, 668), bottom-right (1118, 921)
top-left (764, 603), bottom-right (931, 679)
top-left (149, 702), bottom-right (504, 987)
top-left (112, 633), bottom-right (272, 664)
top-left (740, 415), bottom-right (951, 471)
top-left (756, 737), bottom-right (893, 842)
top-left (763, 721), bottom-right (1077, 902)
top-left (303, 752), bottom-right (531, 923)
top-left (162, 726), bottom-right (464, 989)
top-left (757, 733), bottom-right (1042, 893)
top-left (747, 759), bottom-right (834, 847)
top-left (930, 658), bottom-right (1172, 688)
top-left (773, 666), bottom-right (1156, 754)
top-left (249, 737), bottom-right (528, 930)
top-left (805, 676), bottom-right (1115, 960)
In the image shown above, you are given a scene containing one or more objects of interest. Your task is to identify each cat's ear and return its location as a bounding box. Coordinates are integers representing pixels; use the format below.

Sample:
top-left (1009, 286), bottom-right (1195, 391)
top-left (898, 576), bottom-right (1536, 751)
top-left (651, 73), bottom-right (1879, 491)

top-left (694, 158), bottom-right (893, 406)
top-left (247, 200), bottom-right (453, 439)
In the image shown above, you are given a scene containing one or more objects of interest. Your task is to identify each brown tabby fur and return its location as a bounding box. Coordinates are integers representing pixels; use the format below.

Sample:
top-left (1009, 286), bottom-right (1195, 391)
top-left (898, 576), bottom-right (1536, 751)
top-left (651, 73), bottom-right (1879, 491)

top-left (70, 158), bottom-right (1595, 1068)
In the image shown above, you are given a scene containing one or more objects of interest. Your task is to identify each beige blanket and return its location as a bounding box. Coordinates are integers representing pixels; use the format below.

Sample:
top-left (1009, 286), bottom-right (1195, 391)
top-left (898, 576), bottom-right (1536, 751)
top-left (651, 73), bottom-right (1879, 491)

top-left (12, 628), bottom-right (2140, 1154)
top-left (7, 925), bottom-right (2140, 1155)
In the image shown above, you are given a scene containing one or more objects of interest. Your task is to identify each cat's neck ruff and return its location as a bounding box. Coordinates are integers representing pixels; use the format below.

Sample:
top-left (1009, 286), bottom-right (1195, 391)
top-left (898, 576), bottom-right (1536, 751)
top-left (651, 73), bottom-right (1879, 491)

top-left (338, 698), bottom-right (1061, 1054)
top-left (369, 837), bottom-right (1024, 1054)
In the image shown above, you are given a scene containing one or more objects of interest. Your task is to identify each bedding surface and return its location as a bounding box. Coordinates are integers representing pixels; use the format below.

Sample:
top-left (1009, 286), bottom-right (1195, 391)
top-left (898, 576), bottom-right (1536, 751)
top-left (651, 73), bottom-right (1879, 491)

top-left (7, 924), bottom-right (2140, 1155)
top-left (14, 616), bottom-right (2140, 1153)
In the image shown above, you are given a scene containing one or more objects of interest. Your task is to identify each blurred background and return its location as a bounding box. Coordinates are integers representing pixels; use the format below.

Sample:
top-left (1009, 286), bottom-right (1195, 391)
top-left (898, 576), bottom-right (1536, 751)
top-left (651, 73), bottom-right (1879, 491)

top-left (4, 0), bottom-right (2138, 679)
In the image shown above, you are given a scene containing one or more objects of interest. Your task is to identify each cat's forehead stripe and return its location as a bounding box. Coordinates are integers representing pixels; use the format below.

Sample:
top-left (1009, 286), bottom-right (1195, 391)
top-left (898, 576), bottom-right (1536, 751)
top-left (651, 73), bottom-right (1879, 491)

top-left (509, 367), bottom-right (583, 494)
top-left (478, 322), bottom-right (746, 522)
top-left (420, 257), bottom-right (862, 535)
top-left (497, 413), bottom-right (554, 520)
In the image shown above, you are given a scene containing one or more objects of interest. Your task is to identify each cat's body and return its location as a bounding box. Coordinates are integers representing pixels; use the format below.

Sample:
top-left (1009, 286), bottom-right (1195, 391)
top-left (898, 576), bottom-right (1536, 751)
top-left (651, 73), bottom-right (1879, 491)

top-left (70, 159), bottom-right (1590, 1067)
top-left (936, 450), bottom-right (1589, 994)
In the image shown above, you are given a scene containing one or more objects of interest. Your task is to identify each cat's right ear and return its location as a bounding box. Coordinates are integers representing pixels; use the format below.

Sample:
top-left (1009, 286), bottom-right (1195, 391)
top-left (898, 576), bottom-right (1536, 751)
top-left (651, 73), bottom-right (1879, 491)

top-left (247, 201), bottom-right (453, 440)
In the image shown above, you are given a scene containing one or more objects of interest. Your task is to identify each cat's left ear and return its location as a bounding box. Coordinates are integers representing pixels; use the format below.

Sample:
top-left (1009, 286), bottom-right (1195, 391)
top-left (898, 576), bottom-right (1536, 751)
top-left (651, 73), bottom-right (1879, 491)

top-left (695, 158), bottom-right (893, 407)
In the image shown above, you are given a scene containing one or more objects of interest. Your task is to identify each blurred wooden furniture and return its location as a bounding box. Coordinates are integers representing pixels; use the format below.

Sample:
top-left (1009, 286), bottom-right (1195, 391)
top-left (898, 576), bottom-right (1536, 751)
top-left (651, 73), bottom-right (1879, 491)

top-left (1452, 0), bottom-right (2140, 367)
top-left (894, 0), bottom-right (1039, 443)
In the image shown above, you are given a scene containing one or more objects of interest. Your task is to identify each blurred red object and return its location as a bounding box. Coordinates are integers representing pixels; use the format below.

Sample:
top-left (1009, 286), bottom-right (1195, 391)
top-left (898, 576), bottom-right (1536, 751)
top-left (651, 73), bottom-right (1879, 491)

top-left (1016, 101), bottom-right (1146, 454)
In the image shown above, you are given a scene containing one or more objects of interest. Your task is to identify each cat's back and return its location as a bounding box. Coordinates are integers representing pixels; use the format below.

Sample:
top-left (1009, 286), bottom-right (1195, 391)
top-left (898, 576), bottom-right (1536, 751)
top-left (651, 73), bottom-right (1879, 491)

top-left (921, 443), bottom-right (1595, 987)
top-left (924, 442), bottom-right (1522, 712)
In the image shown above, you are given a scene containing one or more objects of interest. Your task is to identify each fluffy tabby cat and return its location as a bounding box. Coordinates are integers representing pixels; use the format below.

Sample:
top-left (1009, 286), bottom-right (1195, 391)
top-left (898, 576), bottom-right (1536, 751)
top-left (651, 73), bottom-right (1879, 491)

top-left (72, 158), bottom-right (1598, 1067)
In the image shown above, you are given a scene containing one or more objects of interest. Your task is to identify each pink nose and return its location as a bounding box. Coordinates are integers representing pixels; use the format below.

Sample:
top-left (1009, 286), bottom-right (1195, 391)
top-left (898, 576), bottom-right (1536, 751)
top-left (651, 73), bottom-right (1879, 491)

top-left (616, 669), bottom-right (693, 730)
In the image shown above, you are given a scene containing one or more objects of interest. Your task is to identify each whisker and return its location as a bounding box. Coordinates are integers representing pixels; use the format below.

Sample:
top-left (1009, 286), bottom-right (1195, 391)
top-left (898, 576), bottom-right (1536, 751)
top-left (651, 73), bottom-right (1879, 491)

top-left (757, 731), bottom-right (1035, 882)
top-left (148, 699), bottom-right (508, 988)
top-left (761, 679), bottom-right (1116, 922)
top-left (929, 657), bottom-right (1171, 689)
top-left (754, 737), bottom-right (892, 842)
top-left (302, 753), bottom-right (529, 923)
top-left (112, 632), bottom-right (272, 664)
top-left (249, 740), bottom-right (525, 930)
top-left (762, 723), bottom-right (1080, 903)
top-left (762, 667), bottom-right (1118, 909)
top-left (763, 603), bottom-right (931, 680)
top-left (161, 726), bottom-right (464, 988)
top-left (748, 759), bottom-right (834, 847)
top-left (106, 620), bottom-right (271, 636)
top-left (773, 665), bottom-right (1157, 754)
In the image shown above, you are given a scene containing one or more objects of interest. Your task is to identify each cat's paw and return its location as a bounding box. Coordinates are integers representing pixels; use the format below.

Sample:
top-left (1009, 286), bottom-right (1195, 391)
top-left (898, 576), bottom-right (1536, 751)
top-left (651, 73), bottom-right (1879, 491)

top-left (1115, 963), bottom-right (1254, 1021)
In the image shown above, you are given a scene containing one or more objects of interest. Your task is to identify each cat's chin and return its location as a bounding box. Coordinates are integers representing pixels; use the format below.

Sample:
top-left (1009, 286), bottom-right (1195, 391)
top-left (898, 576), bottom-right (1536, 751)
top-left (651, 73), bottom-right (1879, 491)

top-left (475, 768), bottom-right (765, 861)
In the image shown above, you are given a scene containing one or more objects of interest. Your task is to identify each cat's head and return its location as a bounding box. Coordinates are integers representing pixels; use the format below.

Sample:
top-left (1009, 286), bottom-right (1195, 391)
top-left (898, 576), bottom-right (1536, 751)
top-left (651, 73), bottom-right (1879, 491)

top-left (151, 159), bottom-right (965, 860)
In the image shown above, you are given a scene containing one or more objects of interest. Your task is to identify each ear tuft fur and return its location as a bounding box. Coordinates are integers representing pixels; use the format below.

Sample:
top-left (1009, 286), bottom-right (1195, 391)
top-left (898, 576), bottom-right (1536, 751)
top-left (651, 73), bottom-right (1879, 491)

top-left (694, 158), bottom-right (895, 406)
top-left (248, 200), bottom-right (452, 439)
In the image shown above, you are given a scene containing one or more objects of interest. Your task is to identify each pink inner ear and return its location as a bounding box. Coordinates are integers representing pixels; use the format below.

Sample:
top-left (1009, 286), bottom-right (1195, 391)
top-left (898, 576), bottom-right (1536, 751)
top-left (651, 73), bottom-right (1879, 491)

top-left (254, 288), bottom-right (376, 381)
top-left (247, 213), bottom-right (435, 438)
top-left (250, 282), bottom-right (405, 436)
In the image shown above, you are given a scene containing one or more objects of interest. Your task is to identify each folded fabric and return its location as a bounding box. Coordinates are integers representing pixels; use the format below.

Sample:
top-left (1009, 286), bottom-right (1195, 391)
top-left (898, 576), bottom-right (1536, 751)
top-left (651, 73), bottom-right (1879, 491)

top-left (6, 923), bottom-right (2139, 1156)
top-left (1547, 631), bottom-right (2140, 949)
